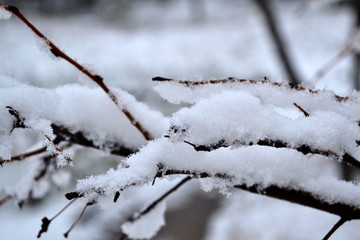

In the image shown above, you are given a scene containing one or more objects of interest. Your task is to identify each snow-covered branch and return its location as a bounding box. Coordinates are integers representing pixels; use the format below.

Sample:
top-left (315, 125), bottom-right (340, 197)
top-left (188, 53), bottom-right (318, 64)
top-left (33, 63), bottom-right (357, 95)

top-left (1, 3), bottom-right (360, 239)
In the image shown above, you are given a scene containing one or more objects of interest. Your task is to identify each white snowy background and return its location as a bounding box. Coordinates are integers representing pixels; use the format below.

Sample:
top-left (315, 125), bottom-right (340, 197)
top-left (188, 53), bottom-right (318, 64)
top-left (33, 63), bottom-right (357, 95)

top-left (0, 0), bottom-right (360, 239)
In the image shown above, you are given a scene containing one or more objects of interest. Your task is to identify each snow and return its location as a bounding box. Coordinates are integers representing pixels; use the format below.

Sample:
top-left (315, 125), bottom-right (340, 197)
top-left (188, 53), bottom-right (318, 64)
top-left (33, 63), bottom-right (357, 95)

top-left (121, 202), bottom-right (166, 240)
top-left (76, 138), bottom-right (360, 209)
top-left (0, 6), bottom-right (11, 20)
top-left (0, 83), bottom-right (169, 163)
top-left (0, 0), bottom-right (359, 239)
top-left (205, 191), bottom-right (360, 240)
top-left (168, 89), bottom-right (360, 158)
top-left (51, 169), bottom-right (71, 189)
top-left (0, 156), bottom-right (42, 199)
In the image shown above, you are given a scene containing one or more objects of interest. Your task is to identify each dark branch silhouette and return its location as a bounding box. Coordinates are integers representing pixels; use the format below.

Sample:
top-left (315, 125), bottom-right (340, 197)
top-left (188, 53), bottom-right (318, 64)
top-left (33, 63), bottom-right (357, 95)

top-left (254, 0), bottom-right (302, 85)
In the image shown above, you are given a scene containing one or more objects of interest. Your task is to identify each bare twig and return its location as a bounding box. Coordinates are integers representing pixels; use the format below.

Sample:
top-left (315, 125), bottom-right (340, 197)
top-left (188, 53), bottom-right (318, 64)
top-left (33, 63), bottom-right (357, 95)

top-left (153, 77), bottom-right (349, 102)
top-left (37, 199), bottom-right (77, 238)
top-left (119, 176), bottom-right (192, 239)
top-left (308, 47), bottom-right (352, 85)
top-left (11, 147), bottom-right (47, 162)
top-left (63, 202), bottom-right (94, 238)
top-left (322, 217), bottom-right (349, 240)
top-left (0, 4), bottom-right (152, 141)
top-left (293, 102), bottom-right (310, 117)
top-left (131, 176), bottom-right (191, 222)
top-left (0, 195), bottom-right (13, 206)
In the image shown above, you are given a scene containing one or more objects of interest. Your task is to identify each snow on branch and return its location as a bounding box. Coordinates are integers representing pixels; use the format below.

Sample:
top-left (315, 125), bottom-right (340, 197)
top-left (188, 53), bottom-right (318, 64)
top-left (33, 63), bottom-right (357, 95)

top-left (0, 83), bottom-right (168, 165)
top-left (65, 76), bottom-right (360, 238)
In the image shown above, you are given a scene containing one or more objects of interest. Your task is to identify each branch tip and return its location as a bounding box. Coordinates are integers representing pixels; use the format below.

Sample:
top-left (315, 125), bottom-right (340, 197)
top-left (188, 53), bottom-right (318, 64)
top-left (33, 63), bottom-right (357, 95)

top-left (37, 217), bottom-right (51, 238)
top-left (114, 191), bottom-right (120, 203)
top-left (65, 192), bottom-right (80, 200)
top-left (7, 5), bottom-right (19, 13)
top-left (152, 76), bottom-right (172, 81)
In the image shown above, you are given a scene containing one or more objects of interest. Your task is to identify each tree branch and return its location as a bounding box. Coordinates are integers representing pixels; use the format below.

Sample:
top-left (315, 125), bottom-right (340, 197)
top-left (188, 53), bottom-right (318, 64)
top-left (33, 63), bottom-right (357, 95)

top-left (51, 124), bottom-right (136, 157)
top-left (67, 165), bottom-right (360, 221)
top-left (322, 217), bottom-right (349, 240)
top-left (119, 176), bottom-right (192, 239)
top-left (254, 0), bottom-right (302, 85)
top-left (0, 4), bottom-right (152, 141)
top-left (152, 77), bottom-right (349, 102)
top-left (174, 137), bottom-right (360, 171)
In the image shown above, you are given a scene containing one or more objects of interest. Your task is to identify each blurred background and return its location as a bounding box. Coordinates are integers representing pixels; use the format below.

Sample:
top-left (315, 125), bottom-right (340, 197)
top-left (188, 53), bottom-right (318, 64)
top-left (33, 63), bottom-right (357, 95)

top-left (1, 0), bottom-right (360, 239)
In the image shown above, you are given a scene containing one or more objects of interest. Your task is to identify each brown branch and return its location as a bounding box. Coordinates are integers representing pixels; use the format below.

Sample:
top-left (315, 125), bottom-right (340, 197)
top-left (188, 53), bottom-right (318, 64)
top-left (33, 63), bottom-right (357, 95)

top-left (0, 4), bottom-right (152, 141)
top-left (0, 195), bottom-right (13, 206)
top-left (11, 147), bottom-right (47, 162)
top-left (37, 199), bottom-right (77, 238)
top-left (63, 202), bottom-right (94, 238)
top-left (0, 123), bottom-right (135, 166)
top-left (293, 102), bottom-right (310, 117)
top-left (322, 217), bottom-right (349, 240)
top-left (51, 124), bottom-right (136, 157)
top-left (152, 77), bottom-right (349, 102)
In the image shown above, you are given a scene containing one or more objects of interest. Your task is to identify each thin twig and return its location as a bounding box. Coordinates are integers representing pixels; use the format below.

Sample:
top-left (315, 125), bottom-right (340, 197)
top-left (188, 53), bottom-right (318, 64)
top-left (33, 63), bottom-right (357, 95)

top-left (11, 147), bottom-right (47, 162)
top-left (63, 202), bottom-right (94, 238)
top-left (37, 199), bottom-right (77, 238)
top-left (308, 47), bottom-right (351, 86)
top-left (119, 176), bottom-right (192, 239)
top-left (0, 195), bottom-right (13, 206)
top-left (132, 176), bottom-right (192, 222)
top-left (152, 76), bottom-right (349, 102)
top-left (0, 4), bottom-right (152, 141)
top-left (293, 102), bottom-right (310, 117)
top-left (322, 217), bottom-right (348, 240)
